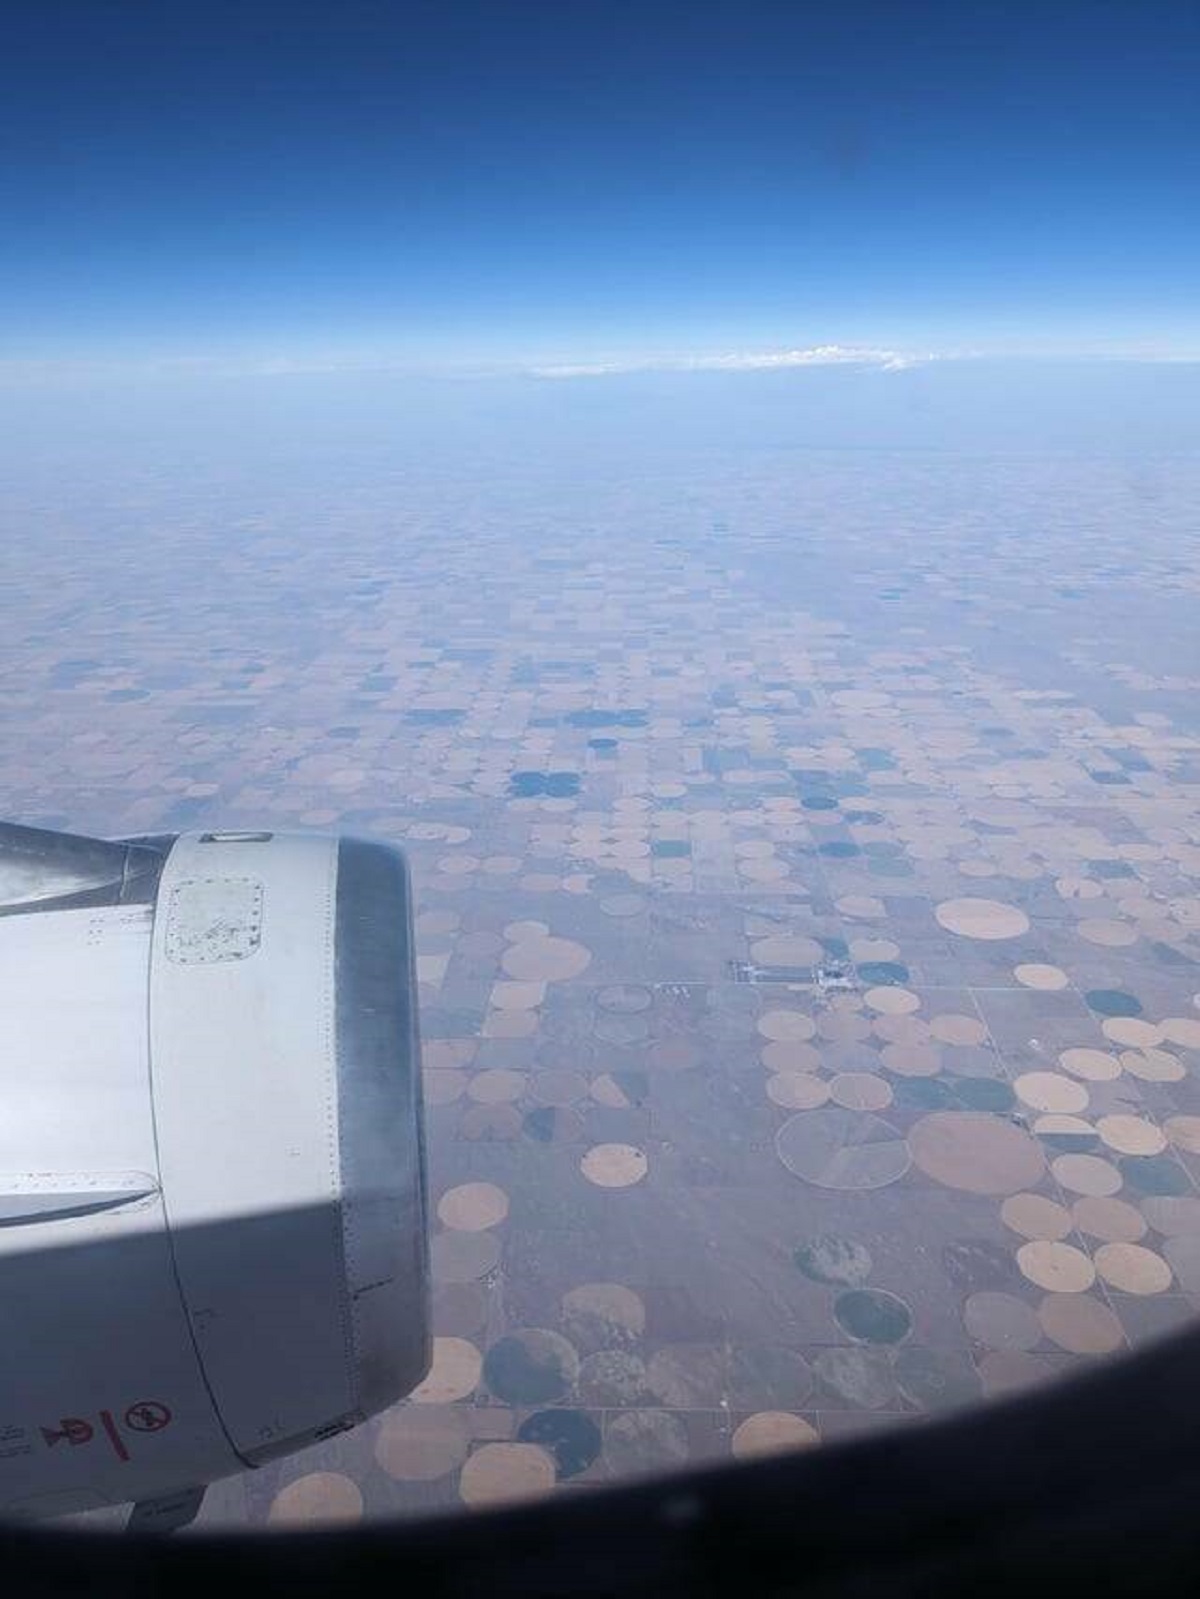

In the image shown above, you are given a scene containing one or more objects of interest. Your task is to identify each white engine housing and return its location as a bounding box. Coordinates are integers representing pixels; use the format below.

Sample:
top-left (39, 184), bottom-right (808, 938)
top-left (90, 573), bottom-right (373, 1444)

top-left (0, 826), bottom-right (429, 1519)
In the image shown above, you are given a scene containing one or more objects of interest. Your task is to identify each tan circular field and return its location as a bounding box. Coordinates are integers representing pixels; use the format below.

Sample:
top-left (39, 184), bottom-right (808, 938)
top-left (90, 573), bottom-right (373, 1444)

top-left (935, 898), bottom-right (1031, 940)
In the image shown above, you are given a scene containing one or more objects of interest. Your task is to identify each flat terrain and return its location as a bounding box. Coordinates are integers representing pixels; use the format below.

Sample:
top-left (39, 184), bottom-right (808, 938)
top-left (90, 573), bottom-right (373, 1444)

top-left (4, 417), bottom-right (1199, 1527)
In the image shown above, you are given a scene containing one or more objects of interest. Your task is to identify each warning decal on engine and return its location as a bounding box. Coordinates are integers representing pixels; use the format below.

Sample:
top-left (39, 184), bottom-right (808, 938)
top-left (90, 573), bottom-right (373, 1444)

top-left (36, 1401), bottom-right (174, 1463)
top-left (124, 1400), bottom-right (172, 1434)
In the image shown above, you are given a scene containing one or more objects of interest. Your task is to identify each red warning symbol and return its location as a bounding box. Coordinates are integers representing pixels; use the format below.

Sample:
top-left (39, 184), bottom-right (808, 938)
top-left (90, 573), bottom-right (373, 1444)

top-left (124, 1400), bottom-right (172, 1434)
top-left (40, 1418), bottom-right (93, 1449)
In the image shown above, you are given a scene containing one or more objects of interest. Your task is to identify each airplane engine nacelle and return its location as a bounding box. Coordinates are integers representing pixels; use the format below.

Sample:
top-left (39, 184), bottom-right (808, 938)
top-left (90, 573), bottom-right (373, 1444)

top-left (0, 824), bottom-right (430, 1522)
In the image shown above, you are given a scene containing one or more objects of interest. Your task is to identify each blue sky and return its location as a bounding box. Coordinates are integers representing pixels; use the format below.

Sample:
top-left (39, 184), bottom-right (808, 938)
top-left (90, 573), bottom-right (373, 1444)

top-left (3, 0), bottom-right (1199, 369)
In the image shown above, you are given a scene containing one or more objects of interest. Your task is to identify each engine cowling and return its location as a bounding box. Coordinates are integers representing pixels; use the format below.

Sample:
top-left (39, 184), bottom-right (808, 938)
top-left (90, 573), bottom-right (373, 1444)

top-left (0, 824), bottom-right (430, 1521)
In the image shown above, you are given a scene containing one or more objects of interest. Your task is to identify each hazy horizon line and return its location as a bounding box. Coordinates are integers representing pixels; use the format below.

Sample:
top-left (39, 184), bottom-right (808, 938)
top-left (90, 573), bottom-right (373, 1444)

top-left (2, 341), bottom-right (1200, 385)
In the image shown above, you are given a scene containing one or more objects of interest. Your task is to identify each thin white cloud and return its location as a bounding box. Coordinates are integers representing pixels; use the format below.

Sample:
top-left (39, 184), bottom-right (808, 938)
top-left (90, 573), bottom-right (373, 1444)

top-left (6, 343), bottom-right (1197, 387)
top-left (527, 344), bottom-right (932, 379)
